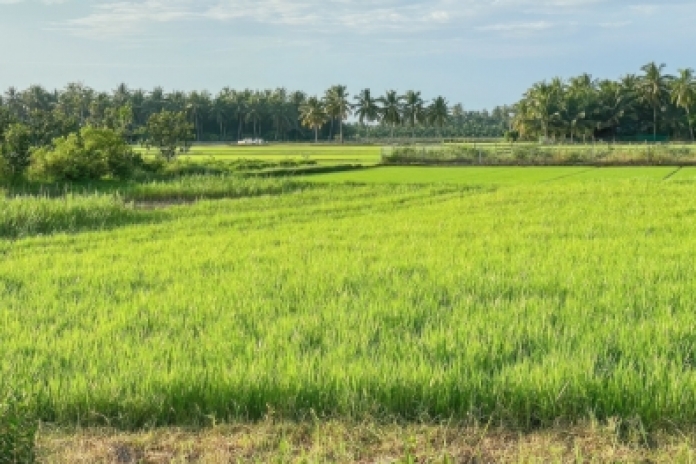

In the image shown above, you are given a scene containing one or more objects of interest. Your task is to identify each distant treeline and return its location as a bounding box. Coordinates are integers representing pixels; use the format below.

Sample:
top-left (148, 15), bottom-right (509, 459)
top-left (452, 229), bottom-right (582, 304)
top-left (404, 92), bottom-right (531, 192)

top-left (512, 62), bottom-right (696, 142)
top-left (0, 84), bottom-right (510, 146)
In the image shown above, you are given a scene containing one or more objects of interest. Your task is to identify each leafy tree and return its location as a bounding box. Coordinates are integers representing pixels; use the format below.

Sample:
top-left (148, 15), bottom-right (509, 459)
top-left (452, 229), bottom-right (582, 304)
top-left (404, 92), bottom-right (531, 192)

top-left (145, 111), bottom-right (194, 160)
top-left (2, 123), bottom-right (33, 176)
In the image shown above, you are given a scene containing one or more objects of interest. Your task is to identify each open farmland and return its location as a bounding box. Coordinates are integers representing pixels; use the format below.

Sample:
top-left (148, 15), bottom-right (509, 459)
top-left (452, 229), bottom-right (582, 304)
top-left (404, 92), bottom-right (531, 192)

top-left (305, 166), bottom-right (684, 184)
top-left (3, 172), bottom-right (696, 426)
top-left (4, 169), bottom-right (696, 461)
top-left (135, 144), bottom-right (382, 166)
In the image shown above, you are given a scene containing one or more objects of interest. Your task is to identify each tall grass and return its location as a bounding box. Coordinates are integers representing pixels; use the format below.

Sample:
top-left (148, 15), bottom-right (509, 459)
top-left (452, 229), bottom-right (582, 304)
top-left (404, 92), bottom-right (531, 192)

top-left (3, 181), bottom-right (696, 430)
top-left (0, 390), bottom-right (37, 463)
top-left (0, 176), bottom-right (307, 238)
top-left (0, 194), bottom-right (139, 239)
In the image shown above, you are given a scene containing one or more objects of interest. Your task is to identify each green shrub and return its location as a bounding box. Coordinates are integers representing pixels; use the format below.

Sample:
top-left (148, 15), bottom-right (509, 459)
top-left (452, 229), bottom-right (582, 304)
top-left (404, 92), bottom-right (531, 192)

top-left (1, 124), bottom-right (33, 177)
top-left (28, 127), bottom-right (141, 182)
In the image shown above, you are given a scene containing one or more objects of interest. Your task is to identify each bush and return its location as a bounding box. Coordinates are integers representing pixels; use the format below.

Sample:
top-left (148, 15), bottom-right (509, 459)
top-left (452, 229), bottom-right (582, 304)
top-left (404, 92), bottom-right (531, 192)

top-left (0, 391), bottom-right (37, 464)
top-left (28, 127), bottom-right (141, 182)
top-left (1, 124), bottom-right (33, 177)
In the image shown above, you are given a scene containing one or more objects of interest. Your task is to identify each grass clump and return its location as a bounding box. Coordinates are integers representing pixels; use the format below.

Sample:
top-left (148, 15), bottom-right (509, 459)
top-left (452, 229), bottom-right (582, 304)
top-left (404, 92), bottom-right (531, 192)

top-left (0, 391), bottom-right (37, 464)
top-left (0, 194), bottom-right (139, 239)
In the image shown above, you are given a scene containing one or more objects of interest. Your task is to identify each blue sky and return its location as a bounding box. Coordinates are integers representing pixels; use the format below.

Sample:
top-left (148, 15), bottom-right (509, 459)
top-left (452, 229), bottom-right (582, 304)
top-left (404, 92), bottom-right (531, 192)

top-left (0, 0), bottom-right (693, 109)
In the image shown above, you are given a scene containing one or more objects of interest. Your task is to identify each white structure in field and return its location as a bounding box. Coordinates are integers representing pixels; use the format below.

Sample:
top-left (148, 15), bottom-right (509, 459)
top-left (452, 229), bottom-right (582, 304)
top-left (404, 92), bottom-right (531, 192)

top-left (237, 138), bottom-right (267, 145)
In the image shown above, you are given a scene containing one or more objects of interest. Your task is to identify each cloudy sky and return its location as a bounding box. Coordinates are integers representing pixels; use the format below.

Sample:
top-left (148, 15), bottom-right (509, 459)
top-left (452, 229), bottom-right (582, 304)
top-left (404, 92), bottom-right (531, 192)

top-left (0, 1), bottom-right (692, 108)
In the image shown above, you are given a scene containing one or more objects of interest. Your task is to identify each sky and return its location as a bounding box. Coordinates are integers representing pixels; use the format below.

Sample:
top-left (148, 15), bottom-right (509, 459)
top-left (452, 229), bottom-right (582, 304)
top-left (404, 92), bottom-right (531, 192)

top-left (0, 0), bottom-right (693, 109)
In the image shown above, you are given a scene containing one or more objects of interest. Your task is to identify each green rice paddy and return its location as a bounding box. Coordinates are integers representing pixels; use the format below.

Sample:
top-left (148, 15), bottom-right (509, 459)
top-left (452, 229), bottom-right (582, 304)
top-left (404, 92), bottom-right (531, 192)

top-left (3, 167), bottom-right (696, 430)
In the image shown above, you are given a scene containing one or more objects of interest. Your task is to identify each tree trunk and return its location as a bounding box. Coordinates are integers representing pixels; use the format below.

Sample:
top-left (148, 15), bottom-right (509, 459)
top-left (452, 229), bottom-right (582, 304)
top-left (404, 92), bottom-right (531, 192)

top-left (314, 126), bottom-right (318, 143)
top-left (654, 107), bottom-right (658, 141)
top-left (687, 108), bottom-right (694, 142)
top-left (329, 118), bottom-right (334, 141)
top-left (238, 116), bottom-right (243, 140)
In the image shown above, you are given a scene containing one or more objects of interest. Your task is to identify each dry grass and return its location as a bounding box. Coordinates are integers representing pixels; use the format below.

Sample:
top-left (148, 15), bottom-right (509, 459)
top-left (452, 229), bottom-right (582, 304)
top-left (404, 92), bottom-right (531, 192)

top-left (37, 420), bottom-right (696, 463)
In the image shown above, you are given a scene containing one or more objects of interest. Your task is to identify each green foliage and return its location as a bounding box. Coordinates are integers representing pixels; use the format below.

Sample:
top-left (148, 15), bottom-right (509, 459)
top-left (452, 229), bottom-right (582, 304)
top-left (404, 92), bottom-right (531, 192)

top-left (28, 127), bottom-right (140, 182)
top-left (145, 111), bottom-right (194, 160)
top-left (1, 124), bottom-right (33, 177)
top-left (0, 391), bottom-right (37, 464)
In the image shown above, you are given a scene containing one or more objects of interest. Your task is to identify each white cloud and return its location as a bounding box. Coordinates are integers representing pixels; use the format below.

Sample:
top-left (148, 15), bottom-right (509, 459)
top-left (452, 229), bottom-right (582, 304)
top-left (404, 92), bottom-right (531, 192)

top-left (47, 0), bottom-right (696, 46)
top-left (478, 21), bottom-right (555, 32)
top-left (52, 0), bottom-right (619, 38)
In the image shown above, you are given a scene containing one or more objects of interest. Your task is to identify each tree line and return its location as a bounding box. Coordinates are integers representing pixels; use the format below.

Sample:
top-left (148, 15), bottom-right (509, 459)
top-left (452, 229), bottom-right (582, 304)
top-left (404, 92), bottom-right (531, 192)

top-left (0, 83), bottom-right (509, 147)
top-left (512, 62), bottom-right (696, 142)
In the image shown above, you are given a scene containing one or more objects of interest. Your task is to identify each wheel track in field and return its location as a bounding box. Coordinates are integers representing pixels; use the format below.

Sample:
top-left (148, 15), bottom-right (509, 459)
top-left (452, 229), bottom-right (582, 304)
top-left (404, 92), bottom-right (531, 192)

top-left (663, 166), bottom-right (682, 181)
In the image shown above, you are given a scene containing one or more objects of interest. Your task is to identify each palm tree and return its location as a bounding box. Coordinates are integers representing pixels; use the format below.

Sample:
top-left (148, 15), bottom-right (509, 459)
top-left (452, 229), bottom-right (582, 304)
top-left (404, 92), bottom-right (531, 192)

top-left (213, 89), bottom-right (230, 140)
top-left (186, 90), bottom-right (211, 142)
top-left (229, 90), bottom-right (248, 141)
top-left (299, 96), bottom-right (328, 143)
top-left (638, 62), bottom-right (672, 141)
top-left (245, 92), bottom-right (264, 139)
top-left (323, 85), bottom-right (351, 143)
top-left (403, 90), bottom-right (426, 138)
top-left (596, 80), bottom-right (632, 141)
top-left (670, 68), bottom-right (696, 141)
top-left (565, 74), bottom-right (596, 143)
top-left (526, 81), bottom-right (561, 140)
top-left (378, 90), bottom-right (403, 140)
top-left (353, 89), bottom-right (379, 142)
top-left (428, 96), bottom-right (450, 138)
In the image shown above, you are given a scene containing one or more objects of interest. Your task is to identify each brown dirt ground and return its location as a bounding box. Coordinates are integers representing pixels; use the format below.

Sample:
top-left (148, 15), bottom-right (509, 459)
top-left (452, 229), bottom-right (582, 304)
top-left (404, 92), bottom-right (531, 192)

top-left (36, 419), bottom-right (696, 463)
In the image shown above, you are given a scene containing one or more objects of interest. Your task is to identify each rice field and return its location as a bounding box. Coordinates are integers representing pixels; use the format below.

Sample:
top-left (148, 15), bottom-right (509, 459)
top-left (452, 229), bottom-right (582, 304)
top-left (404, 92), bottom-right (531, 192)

top-left (4, 169), bottom-right (696, 433)
top-left (305, 166), bottom-right (684, 184)
top-left (136, 144), bottom-right (382, 166)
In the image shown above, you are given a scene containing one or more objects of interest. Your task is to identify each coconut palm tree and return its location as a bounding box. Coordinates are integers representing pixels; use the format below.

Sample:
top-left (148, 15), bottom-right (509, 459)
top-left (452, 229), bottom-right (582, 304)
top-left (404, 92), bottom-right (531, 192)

top-left (378, 90), bottom-right (403, 140)
top-left (428, 96), bottom-right (450, 138)
top-left (323, 85), bottom-right (351, 143)
top-left (213, 89), bottom-right (230, 140)
top-left (638, 62), bottom-right (672, 141)
top-left (299, 96), bottom-right (328, 143)
top-left (670, 68), bottom-right (696, 141)
top-left (595, 80), bottom-right (632, 141)
top-left (526, 81), bottom-right (561, 140)
top-left (228, 90), bottom-right (248, 141)
top-left (402, 90), bottom-right (426, 138)
top-left (565, 74), bottom-right (597, 143)
top-left (186, 90), bottom-right (211, 141)
top-left (353, 89), bottom-right (379, 141)
top-left (245, 92), bottom-right (264, 139)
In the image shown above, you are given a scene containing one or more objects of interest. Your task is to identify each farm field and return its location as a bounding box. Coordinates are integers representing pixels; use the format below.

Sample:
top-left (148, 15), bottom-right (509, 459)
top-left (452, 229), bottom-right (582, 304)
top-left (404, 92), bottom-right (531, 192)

top-left (304, 166), bottom-right (683, 184)
top-left (4, 171), bottom-right (696, 461)
top-left (135, 143), bottom-right (382, 165)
